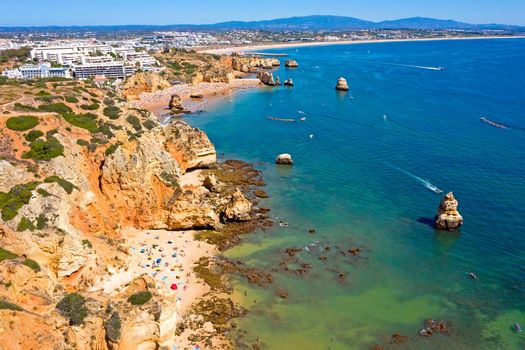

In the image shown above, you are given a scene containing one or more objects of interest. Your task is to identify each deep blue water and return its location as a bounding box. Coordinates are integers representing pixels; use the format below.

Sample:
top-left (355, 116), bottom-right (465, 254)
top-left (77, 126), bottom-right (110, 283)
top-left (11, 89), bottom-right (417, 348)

top-left (187, 38), bottom-right (525, 349)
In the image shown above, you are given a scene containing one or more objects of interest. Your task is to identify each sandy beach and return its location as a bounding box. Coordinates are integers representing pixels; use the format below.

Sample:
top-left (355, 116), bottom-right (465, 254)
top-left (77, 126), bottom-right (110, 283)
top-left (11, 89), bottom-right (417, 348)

top-left (134, 78), bottom-right (262, 117)
top-left (198, 35), bottom-right (525, 54)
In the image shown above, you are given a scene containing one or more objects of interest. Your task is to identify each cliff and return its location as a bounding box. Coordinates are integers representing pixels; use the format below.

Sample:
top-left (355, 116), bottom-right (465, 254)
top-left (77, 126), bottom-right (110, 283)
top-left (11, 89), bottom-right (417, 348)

top-left (123, 71), bottom-right (171, 100)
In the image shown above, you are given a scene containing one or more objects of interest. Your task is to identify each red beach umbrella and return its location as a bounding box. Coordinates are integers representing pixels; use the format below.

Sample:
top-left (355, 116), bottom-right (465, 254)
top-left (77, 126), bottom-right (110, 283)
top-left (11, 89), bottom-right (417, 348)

top-left (170, 283), bottom-right (178, 290)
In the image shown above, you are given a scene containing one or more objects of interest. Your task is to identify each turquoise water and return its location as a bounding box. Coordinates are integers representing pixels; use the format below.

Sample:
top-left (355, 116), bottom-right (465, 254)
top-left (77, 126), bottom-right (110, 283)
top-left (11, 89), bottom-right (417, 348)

top-left (187, 38), bottom-right (525, 349)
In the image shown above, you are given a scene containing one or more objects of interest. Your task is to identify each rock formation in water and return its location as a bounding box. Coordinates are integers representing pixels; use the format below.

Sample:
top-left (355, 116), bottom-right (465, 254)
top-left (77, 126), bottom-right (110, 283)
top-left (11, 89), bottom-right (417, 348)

top-left (230, 57), bottom-right (280, 73)
top-left (123, 71), bottom-right (171, 100)
top-left (435, 192), bottom-right (463, 231)
top-left (275, 154), bottom-right (294, 165)
top-left (275, 76), bottom-right (281, 86)
top-left (168, 94), bottom-right (190, 114)
top-left (257, 71), bottom-right (276, 86)
top-left (284, 78), bottom-right (294, 87)
top-left (223, 189), bottom-right (252, 222)
top-left (285, 60), bottom-right (299, 68)
top-left (335, 77), bottom-right (349, 91)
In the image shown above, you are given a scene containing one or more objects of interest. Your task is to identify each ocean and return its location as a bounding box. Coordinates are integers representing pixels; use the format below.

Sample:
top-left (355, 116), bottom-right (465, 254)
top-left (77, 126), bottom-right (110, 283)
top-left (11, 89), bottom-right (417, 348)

top-left (187, 38), bottom-right (525, 349)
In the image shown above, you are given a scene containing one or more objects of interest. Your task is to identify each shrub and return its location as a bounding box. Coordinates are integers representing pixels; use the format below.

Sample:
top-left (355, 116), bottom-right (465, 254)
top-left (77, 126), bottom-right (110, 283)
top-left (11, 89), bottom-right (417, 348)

top-left (37, 188), bottom-right (52, 197)
top-left (38, 102), bottom-right (72, 115)
top-left (14, 103), bottom-right (38, 112)
top-left (0, 182), bottom-right (39, 221)
top-left (35, 214), bottom-right (48, 230)
top-left (0, 299), bottom-right (23, 311)
top-left (44, 175), bottom-right (76, 194)
top-left (105, 144), bottom-right (119, 156)
top-left (6, 116), bottom-right (39, 131)
top-left (65, 95), bottom-right (79, 103)
top-left (24, 130), bottom-right (44, 142)
top-left (62, 113), bottom-right (98, 133)
top-left (105, 312), bottom-right (122, 341)
top-left (77, 139), bottom-right (89, 146)
top-left (126, 115), bottom-right (142, 131)
top-left (143, 120), bottom-right (157, 130)
top-left (17, 217), bottom-right (34, 231)
top-left (0, 247), bottom-right (18, 262)
top-left (22, 258), bottom-right (41, 272)
top-left (80, 103), bottom-right (99, 111)
top-left (56, 293), bottom-right (88, 326)
top-left (103, 98), bottom-right (115, 106)
top-left (22, 136), bottom-right (64, 161)
top-left (127, 291), bottom-right (152, 305)
top-left (81, 239), bottom-right (93, 249)
top-left (103, 106), bottom-right (121, 120)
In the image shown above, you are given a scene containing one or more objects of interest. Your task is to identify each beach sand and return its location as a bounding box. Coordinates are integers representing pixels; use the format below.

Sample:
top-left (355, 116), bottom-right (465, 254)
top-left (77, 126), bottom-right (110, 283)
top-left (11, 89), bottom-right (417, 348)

top-left (198, 35), bottom-right (525, 55)
top-left (134, 78), bottom-right (262, 117)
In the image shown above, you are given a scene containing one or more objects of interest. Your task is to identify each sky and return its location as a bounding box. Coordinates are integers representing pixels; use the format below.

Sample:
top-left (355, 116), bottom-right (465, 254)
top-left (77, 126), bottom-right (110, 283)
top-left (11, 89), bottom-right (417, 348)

top-left (1, 0), bottom-right (524, 26)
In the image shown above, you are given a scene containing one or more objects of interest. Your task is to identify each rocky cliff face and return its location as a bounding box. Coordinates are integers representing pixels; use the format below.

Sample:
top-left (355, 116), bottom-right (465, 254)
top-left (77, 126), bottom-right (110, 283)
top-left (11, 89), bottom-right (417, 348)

top-left (230, 57), bottom-right (280, 73)
top-left (435, 192), bottom-right (463, 231)
top-left (123, 72), bottom-right (171, 100)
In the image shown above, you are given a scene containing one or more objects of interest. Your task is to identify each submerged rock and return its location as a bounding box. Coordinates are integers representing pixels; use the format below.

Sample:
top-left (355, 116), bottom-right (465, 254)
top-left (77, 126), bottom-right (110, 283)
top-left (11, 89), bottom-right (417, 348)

top-left (435, 192), bottom-right (463, 231)
top-left (285, 60), bottom-right (299, 68)
top-left (275, 153), bottom-right (293, 165)
top-left (335, 77), bottom-right (349, 91)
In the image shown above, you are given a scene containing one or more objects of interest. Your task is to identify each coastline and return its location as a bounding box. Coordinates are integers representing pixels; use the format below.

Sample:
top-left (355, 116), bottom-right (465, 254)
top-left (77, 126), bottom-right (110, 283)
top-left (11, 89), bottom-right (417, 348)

top-left (198, 35), bottom-right (525, 54)
top-left (134, 78), bottom-right (262, 117)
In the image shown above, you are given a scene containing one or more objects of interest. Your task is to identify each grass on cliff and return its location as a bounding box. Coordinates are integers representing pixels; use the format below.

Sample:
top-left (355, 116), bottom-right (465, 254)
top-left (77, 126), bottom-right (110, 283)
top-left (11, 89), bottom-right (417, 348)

top-left (105, 312), bottom-right (122, 341)
top-left (0, 182), bottom-right (39, 221)
top-left (6, 115), bottom-right (39, 131)
top-left (0, 299), bottom-right (24, 311)
top-left (24, 130), bottom-right (44, 142)
top-left (44, 175), bottom-right (76, 194)
top-left (56, 293), bottom-right (88, 326)
top-left (127, 291), bottom-right (152, 305)
top-left (22, 258), bottom-right (41, 272)
top-left (103, 106), bottom-right (121, 120)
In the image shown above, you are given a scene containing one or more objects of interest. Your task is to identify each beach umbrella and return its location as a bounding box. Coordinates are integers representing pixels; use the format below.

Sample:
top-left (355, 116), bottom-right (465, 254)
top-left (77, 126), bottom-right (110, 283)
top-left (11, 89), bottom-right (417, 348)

top-left (170, 283), bottom-right (178, 290)
top-left (156, 258), bottom-right (161, 264)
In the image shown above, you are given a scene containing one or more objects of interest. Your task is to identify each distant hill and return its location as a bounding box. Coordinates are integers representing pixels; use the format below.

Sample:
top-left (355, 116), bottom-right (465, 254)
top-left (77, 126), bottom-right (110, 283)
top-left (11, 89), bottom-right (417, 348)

top-left (0, 15), bottom-right (523, 32)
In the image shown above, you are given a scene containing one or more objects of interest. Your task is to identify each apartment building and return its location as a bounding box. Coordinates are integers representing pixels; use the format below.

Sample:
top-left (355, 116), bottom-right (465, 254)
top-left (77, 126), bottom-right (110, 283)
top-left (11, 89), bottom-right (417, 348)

top-left (73, 61), bottom-right (135, 79)
top-left (31, 44), bottom-right (112, 64)
top-left (2, 63), bottom-right (71, 79)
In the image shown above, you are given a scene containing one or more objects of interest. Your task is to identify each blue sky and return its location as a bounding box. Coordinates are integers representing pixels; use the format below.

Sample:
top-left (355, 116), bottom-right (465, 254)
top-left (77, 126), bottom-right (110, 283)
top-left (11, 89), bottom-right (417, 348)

top-left (1, 0), bottom-right (524, 26)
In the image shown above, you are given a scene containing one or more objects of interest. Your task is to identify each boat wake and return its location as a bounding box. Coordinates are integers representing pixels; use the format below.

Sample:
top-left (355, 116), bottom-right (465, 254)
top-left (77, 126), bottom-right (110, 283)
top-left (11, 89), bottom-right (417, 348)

top-left (389, 63), bottom-right (446, 71)
top-left (389, 165), bottom-right (443, 193)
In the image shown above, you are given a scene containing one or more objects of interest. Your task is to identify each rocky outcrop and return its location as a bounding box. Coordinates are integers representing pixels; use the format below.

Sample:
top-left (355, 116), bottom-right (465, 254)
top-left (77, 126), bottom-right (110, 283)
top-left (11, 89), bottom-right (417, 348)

top-left (123, 72), bottom-right (171, 100)
top-left (257, 71), bottom-right (276, 86)
top-left (275, 76), bottom-right (281, 86)
top-left (284, 78), bottom-right (294, 87)
top-left (285, 60), bottom-right (299, 68)
top-left (275, 154), bottom-right (294, 165)
top-left (435, 192), bottom-right (463, 231)
top-left (231, 57), bottom-right (280, 73)
top-left (335, 77), bottom-right (349, 91)
top-left (223, 189), bottom-right (252, 222)
top-left (168, 94), bottom-right (190, 114)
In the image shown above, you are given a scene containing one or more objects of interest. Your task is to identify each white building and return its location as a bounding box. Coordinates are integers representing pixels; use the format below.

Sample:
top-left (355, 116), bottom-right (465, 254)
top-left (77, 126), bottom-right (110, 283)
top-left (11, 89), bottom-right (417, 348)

top-left (73, 61), bottom-right (135, 79)
top-left (31, 44), bottom-right (112, 64)
top-left (2, 63), bottom-right (71, 79)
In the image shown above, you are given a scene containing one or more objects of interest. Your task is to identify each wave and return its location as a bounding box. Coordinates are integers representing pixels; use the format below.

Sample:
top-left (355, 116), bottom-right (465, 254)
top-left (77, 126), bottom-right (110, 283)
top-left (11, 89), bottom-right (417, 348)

top-left (388, 164), bottom-right (443, 194)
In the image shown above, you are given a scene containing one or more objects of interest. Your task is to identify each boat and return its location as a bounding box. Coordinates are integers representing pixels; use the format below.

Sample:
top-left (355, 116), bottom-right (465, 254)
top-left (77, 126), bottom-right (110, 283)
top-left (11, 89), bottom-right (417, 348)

top-left (514, 323), bottom-right (522, 333)
top-left (481, 117), bottom-right (507, 129)
top-left (438, 67), bottom-right (446, 71)
top-left (267, 116), bottom-right (296, 122)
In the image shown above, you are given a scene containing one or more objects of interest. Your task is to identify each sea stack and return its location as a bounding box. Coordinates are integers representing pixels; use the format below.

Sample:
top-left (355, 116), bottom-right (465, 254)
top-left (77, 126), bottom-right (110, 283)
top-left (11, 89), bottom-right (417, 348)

top-left (275, 153), bottom-right (294, 165)
top-left (335, 77), bottom-right (349, 91)
top-left (275, 76), bottom-right (282, 86)
top-left (257, 71), bottom-right (276, 86)
top-left (168, 94), bottom-right (190, 114)
top-left (285, 59), bottom-right (299, 68)
top-left (435, 192), bottom-right (463, 231)
top-left (284, 78), bottom-right (294, 87)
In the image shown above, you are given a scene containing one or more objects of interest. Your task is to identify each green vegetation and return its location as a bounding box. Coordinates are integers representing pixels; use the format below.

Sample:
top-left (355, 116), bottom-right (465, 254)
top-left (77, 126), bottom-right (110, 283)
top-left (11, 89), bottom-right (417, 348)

top-left (17, 217), bottom-right (34, 231)
top-left (44, 176), bottom-right (76, 194)
top-left (105, 312), bottom-right (122, 341)
top-left (14, 103), bottom-right (39, 112)
top-left (22, 258), bottom-right (41, 272)
top-left (0, 247), bottom-right (18, 262)
top-left (37, 188), bottom-right (52, 197)
top-left (24, 130), bottom-right (44, 142)
top-left (80, 103), bottom-right (100, 111)
top-left (62, 112), bottom-right (98, 133)
top-left (38, 102), bottom-right (72, 115)
top-left (81, 239), bottom-right (93, 249)
top-left (76, 139), bottom-right (89, 146)
top-left (105, 143), bottom-right (119, 156)
top-left (126, 115), bottom-right (142, 131)
top-left (65, 95), bottom-right (79, 103)
top-left (0, 47), bottom-right (30, 62)
top-left (0, 299), bottom-right (24, 311)
top-left (160, 172), bottom-right (179, 188)
top-left (127, 291), bottom-right (152, 305)
top-left (35, 214), bottom-right (48, 230)
top-left (56, 293), bottom-right (88, 326)
top-left (103, 98), bottom-right (115, 106)
top-left (6, 115), bottom-right (39, 131)
top-left (0, 182), bottom-right (39, 221)
top-left (22, 136), bottom-right (64, 161)
top-left (143, 120), bottom-right (157, 130)
top-left (103, 106), bottom-right (121, 120)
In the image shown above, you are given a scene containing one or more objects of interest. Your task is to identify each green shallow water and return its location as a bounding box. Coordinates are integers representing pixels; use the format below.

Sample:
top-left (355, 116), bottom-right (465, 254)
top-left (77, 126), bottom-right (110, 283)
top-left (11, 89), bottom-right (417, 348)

top-left (186, 38), bottom-right (525, 349)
